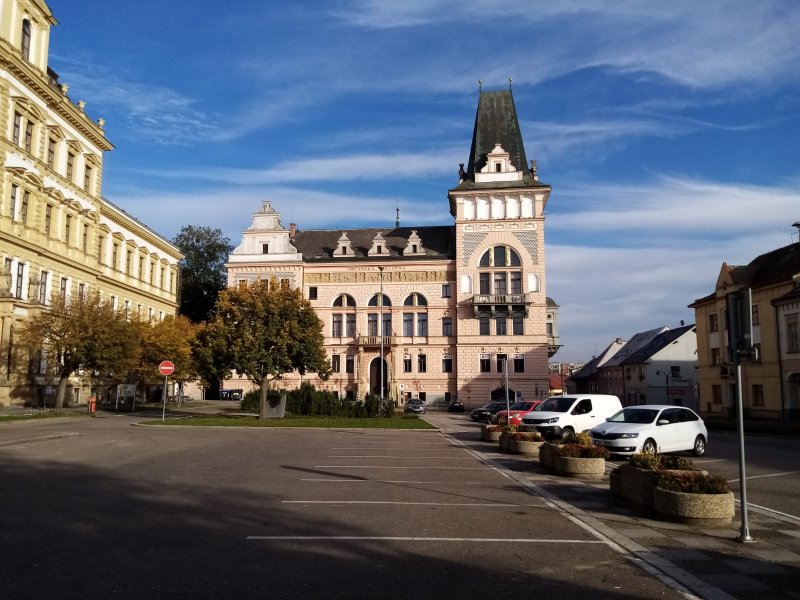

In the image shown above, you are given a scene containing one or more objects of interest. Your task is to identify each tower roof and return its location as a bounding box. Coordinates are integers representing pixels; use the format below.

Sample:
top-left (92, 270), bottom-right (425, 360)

top-left (466, 90), bottom-right (529, 180)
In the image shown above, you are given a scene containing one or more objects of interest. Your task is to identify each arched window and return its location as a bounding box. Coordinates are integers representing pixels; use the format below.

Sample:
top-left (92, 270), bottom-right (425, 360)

top-left (332, 294), bottom-right (356, 307)
top-left (403, 293), bottom-right (427, 306)
top-left (479, 245), bottom-right (521, 267)
top-left (368, 294), bottom-right (391, 307)
top-left (21, 20), bottom-right (31, 61)
top-left (477, 245), bottom-right (523, 296)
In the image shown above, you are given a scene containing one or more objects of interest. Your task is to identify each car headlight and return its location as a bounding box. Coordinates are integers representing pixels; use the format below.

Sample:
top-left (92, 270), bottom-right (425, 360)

top-left (618, 433), bottom-right (639, 439)
top-left (546, 417), bottom-right (559, 424)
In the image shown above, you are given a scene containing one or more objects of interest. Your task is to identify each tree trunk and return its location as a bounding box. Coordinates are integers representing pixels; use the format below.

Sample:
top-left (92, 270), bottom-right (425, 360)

top-left (259, 375), bottom-right (270, 421)
top-left (55, 369), bottom-right (70, 409)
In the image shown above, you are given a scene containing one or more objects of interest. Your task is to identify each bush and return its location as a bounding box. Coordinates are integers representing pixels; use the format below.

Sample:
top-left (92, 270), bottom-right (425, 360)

top-left (513, 431), bottom-right (543, 442)
top-left (660, 455), bottom-right (695, 471)
top-left (563, 431), bottom-right (593, 446)
top-left (555, 443), bottom-right (609, 459)
top-left (502, 424), bottom-right (519, 433)
top-left (484, 424), bottom-right (504, 432)
top-left (628, 453), bottom-right (696, 471)
top-left (655, 471), bottom-right (730, 494)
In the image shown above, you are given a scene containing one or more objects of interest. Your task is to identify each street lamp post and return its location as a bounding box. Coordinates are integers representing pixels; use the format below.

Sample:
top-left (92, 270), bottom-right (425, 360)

top-left (656, 369), bottom-right (669, 403)
top-left (378, 266), bottom-right (385, 402)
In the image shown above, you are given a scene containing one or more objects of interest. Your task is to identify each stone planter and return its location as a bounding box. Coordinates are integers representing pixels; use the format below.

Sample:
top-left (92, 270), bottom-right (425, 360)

top-left (552, 455), bottom-right (606, 479)
top-left (539, 442), bottom-right (558, 468)
top-left (510, 439), bottom-right (544, 456)
top-left (654, 488), bottom-right (734, 527)
top-left (481, 425), bottom-right (502, 443)
top-left (614, 466), bottom-right (709, 508)
top-left (498, 431), bottom-right (514, 452)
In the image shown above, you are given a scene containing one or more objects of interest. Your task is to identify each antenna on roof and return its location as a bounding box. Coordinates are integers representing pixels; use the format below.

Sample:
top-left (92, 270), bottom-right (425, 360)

top-left (478, 79), bottom-right (482, 92)
top-left (508, 77), bottom-right (512, 90)
top-left (395, 201), bottom-right (400, 228)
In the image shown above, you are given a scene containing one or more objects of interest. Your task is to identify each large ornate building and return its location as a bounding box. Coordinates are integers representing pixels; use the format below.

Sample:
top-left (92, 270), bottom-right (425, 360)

top-left (0, 0), bottom-right (182, 406)
top-left (226, 90), bottom-right (560, 407)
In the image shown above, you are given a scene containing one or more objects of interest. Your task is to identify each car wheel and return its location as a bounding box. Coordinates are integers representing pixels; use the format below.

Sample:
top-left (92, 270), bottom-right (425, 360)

top-left (560, 427), bottom-right (575, 439)
top-left (642, 439), bottom-right (658, 454)
top-left (692, 435), bottom-right (706, 457)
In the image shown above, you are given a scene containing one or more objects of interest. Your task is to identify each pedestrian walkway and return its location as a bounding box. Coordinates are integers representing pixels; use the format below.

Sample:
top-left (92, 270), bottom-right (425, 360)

top-left (425, 413), bottom-right (800, 600)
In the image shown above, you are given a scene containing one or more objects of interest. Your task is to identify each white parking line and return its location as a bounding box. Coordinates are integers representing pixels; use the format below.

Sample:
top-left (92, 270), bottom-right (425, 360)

top-left (282, 500), bottom-right (536, 507)
top-left (727, 470), bottom-right (799, 482)
top-left (300, 479), bottom-right (488, 484)
top-left (247, 536), bottom-right (604, 543)
top-left (327, 455), bottom-right (471, 459)
top-left (315, 465), bottom-right (491, 469)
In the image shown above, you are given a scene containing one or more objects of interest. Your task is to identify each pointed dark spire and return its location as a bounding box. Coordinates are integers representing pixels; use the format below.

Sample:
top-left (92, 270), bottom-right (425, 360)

top-left (465, 89), bottom-right (529, 181)
top-left (395, 204), bottom-right (400, 227)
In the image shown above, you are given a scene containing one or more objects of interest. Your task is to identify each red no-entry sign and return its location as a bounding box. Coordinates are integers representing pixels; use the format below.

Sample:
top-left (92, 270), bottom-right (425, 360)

top-left (158, 360), bottom-right (175, 376)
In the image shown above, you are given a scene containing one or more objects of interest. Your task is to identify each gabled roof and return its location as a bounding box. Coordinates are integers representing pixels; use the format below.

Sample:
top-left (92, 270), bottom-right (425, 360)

top-left (569, 338), bottom-right (625, 380)
top-left (292, 226), bottom-right (455, 261)
top-left (619, 325), bottom-right (696, 365)
top-left (604, 327), bottom-right (670, 368)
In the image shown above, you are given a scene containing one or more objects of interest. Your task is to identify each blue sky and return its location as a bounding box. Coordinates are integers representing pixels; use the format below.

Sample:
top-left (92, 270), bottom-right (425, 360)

top-left (46, 0), bottom-right (799, 363)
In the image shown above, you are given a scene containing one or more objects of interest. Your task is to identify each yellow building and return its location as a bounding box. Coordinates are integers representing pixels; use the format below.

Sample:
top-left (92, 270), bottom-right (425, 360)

top-left (690, 238), bottom-right (800, 421)
top-left (0, 0), bottom-right (182, 406)
top-left (226, 90), bottom-right (560, 408)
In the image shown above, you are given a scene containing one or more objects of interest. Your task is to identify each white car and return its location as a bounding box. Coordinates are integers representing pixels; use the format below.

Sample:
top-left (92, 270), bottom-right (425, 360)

top-left (590, 405), bottom-right (707, 456)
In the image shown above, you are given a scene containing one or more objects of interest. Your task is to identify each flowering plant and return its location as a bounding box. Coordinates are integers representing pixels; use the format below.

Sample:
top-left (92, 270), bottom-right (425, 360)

top-left (655, 471), bottom-right (729, 494)
top-left (513, 431), bottom-right (543, 442)
top-left (555, 443), bottom-right (610, 459)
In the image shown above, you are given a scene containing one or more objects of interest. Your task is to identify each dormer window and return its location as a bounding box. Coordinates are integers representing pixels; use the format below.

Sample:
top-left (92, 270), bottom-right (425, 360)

top-left (262, 243), bottom-right (269, 254)
top-left (402, 230), bottom-right (425, 256)
top-left (368, 232), bottom-right (388, 257)
top-left (333, 232), bottom-right (353, 258)
top-left (495, 163), bottom-right (502, 172)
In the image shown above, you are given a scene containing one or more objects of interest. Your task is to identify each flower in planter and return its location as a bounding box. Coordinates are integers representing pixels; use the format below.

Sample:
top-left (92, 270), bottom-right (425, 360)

top-left (502, 424), bottom-right (519, 433)
top-left (513, 431), bottom-right (543, 442)
top-left (655, 471), bottom-right (730, 494)
top-left (484, 424), bottom-right (504, 433)
top-left (628, 452), bottom-right (696, 471)
top-left (555, 443), bottom-right (610, 459)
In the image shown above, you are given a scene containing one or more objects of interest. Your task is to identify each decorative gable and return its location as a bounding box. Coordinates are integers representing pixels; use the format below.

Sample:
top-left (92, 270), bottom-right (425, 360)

top-left (475, 143), bottom-right (524, 184)
top-left (403, 230), bottom-right (425, 256)
top-left (333, 232), bottom-right (354, 257)
top-left (367, 232), bottom-right (387, 256)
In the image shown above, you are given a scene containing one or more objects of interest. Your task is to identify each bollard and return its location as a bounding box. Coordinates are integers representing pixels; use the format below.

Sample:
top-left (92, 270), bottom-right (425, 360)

top-left (88, 397), bottom-right (96, 416)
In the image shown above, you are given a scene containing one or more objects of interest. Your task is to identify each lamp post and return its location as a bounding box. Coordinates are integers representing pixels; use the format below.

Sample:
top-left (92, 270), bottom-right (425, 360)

top-left (378, 266), bottom-right (385, 401)
top-left (655, 369), bottom-right (669, 403)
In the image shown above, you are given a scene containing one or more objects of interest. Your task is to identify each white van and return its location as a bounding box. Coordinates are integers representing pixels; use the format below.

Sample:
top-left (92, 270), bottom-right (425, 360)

top-left (520, 394), bottom-right (622, 438)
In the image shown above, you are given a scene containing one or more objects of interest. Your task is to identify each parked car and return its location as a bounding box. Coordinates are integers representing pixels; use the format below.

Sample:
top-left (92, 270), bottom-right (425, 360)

top-left (447, 399), bottom-right (465, 412)
top-left (590, 405), bottom-right (707, 456)
top-left (520, 394), bottom-right (623, 438)
top-left (471, 401), bottom-right (508, 422)
top-left (404, 399), bottom-right (426, 414)
top-left (494, 400), bottom-right (542, 427)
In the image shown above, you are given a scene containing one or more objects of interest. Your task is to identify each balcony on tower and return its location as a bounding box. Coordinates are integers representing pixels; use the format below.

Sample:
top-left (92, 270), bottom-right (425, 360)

top-left (472, 292), bottom-right (533, 316)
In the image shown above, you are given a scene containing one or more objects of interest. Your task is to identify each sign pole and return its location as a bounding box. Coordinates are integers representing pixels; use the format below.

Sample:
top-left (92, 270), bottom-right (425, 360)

top-left (158, 360), bottom-right (175, 422)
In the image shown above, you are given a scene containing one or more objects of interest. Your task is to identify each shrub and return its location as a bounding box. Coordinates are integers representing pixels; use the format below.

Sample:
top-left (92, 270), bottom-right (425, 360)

top-left (513, 431), bottom-right (543, 442)
top-left (580, 445), bottom-right (610, 459)
top-left (484, 424), bottom-right (504, 432)
top-left (661, 455), bottom-right (695, 471)
top-left (556, 443), bottom-right (609, 459)
top-left (628, 453), bottom-right (696, 471)
top-left (502, 424), bottom-right (519, 433)
top-left (655, 471), bottom-right (730, 494)
top-left (240, 388), bottom-right (281, 413)
top-left (563, 431), bottom-right (593, 446)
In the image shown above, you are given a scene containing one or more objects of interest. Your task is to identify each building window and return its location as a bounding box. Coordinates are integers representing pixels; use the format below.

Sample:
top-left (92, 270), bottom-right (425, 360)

top-left (480, 354), bottom-right (491, 373)
top-left (510, 272), bottom-right (522, 294)
top-left (403, 355), bottom-right (412, 373)
top-left (496, 315), bottom-right (507, 335)
top-left (138, 256), bottom-right (144, 279)
top-left (24, 121), bottom-right (33, 153)
top-left (711, 347), bottom-right (721, 366)
top-left (66, 152), bottom-right (75, 181)
top-left (83, 224), bottom-right (89, 251)
top-left (9, 185), bottom-right (17, 219)
top-left (112, 244), bottom-right (119, 269)
top-left (331, 354), bottom-right (340, 373)
top-left (442, 317), bottom-right (453, 337)
top-left (442, 284), bottom-right (451, 298)
top-left (514, 354), bottom-right (524, 373)
top-left (752, 384), bottom-right (764, 407)
top-left (15, 262), bottom-right (24, 298)
top-left (308, 286), bottom-right (317, 300)
top-left (367, 314), bottom-right (378, 336)
top-left (670, 365), bottom-right (680, 379)
top-left (47, 138), bottom-right (56, 168)
top-left (496, 353), bottom-right (507, 373)
top-left (262, 243), bottom-right (269, 254)
top-left (418, 354), bottom-right (427, 373)
top-left (332, 314), bottom-right (343, 337)
top-left (346, 314), bottom-right (356, 337)
top-left (382, 313), bottom-right (392, 336)
top-left (403, 313), bottom-right (413, 336)
top-left (97, 234), bottom-right (105, 261)
top-left (417, 313), bottom-right (428, 337)
top-left (126, 250), bottom-right (131, 274)
top-left (21, 20), bottom-right (31, 60)
top-left (13, 112), bottom-right (22, 145)
top-left (709, 313), bottom-right (719, 333)
top-left (787, 315), bottom-right (799, 353)
top-left (84, 165), bottom-right (93, 192)
top-left (65, 215), bottom-right (72, 245)
top-left (39, 271), bottom-right (48, 303)
top-left (45, 205), bottom-right (52, 235)
top-left (60, 277), bottom-right (68, 298)
top-left (20, 191), bottom-right (29, 225)
top-left (751, 304), bottom-right (759, 326)
top-left (148, 307), bottom-right (154, 320)
top-left (479, 316), bottom-right (490, 336)
top-left (512, 314), bottom-right (524, 335)
top-left (442, 354), bottom-right (452, 373)
top-left (78, 283), bottom-right (86, 298)
top-left (124, 300), bottom-right (130, 318)
top-left (712, 384), bottom-right (722, 404)
top-left (345, 355), bottom-right (355, 374)
top-left (479, 272), bottom-right (490, 295)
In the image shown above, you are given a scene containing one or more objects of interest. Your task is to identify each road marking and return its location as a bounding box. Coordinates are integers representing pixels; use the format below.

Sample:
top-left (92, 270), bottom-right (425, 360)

top-left (0, 432), bottom-right (80, 447)
top-left (327, 455), bottom-right (471, 459)
top-left (300, 478), bottom-right (487, 484)
top-left (736, 501), bottom-right (800, 525)
top-left (282, 500), bottom-right (535, 507)
top-left (727, 471), bottom-right (799, 482)
top-left (247, 535), bottom-right (604, 543)
top-left (315, 465), bottom-right (491, 469)
top-left (692, 458), bottom-right (726, 464)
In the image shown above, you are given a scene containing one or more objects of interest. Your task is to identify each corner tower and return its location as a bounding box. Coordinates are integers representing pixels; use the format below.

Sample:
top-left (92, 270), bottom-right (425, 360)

top-left (448, 90), bottom-right (554, 403)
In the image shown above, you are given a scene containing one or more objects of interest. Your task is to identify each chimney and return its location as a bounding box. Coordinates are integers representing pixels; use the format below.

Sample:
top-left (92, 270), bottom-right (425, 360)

top-left (289, 223), bottom-right (296, 239)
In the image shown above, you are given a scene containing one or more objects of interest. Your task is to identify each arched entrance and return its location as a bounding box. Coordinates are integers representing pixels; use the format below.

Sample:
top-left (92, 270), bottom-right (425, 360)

top-left (369, 357), bottom-right (388, 398)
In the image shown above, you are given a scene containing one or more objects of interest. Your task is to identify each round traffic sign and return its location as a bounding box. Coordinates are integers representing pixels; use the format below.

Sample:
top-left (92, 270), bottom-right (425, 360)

top-left (158, 360), bottom-right (175, 376)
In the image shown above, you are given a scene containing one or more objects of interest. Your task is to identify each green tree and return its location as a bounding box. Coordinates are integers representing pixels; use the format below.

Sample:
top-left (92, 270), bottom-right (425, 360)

top-left (208, 278), bottom-right (330, 419)
top-left (133, 315), bottom-right (197, 387)
top-left (173, 225), bottom-right (233, 323)
top-left (18, 291), bottom-right (140, 408)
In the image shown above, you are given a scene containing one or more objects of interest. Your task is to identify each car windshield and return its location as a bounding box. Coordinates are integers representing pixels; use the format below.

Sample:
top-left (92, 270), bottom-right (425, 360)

top-left (482, 402), bottom-right (504, 410)
top-left (509, 401), bottom-right (530, 411)
top-left (608, 408), bottom-right (659, 424)
top-left (537, 397), bottom-right (576, 413)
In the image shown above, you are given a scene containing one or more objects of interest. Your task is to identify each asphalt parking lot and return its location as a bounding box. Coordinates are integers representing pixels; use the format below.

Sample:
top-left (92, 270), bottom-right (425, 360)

top-left (0, 412), bottom-right (685, 600)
